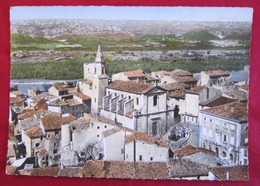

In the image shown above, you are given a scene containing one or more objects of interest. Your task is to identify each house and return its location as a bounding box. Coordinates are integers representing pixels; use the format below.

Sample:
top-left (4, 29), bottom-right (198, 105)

top-left (79, 160), bottom-right (169, 179)
top-left (168, 159), bottom-right (209, 180)
top-left (171, 76), bottom-right (197, 88)
top-left (10, 96), bottom-right (24, 123)
top-left (100, 80), bottom-right (176, 136)
top-left (151, 71), bottom-right (176, 84)
top-left (60, 115), bottom-right (116, 166)
top-left (79, 45), bottom-right (109, 115)
top-left (48, 93), bottom-right (91, 118)
top-left (208, 165), bottom-right (248, 180)
top-left (28, 87), bottom-right (40, 98)
top-left (48, 82), bottom-right (77, 97)
top-left (10, 91), bottom-right (27, 100)
top-left (200, 101), bottom-right (248, 166)
top-left (26, 92), bottom-right (58, 109)
top-left (184, 86), bottom-right (220, 125)
top-left (124, 132), bottom-right (169, 162)
top-left (200, 94), bottom-right (238, 109)
top-left (112, 69), bottom-right (158, 85)
top-left (200, 70), bottom-right (233, 87)
top-left (173, 145), bottom-right (219, 167)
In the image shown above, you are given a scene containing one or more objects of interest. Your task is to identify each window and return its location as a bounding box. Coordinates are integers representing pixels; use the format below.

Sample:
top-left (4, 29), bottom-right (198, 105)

top-left (97, 135), bottom-right (99, 137)
top-left (139, 155), bottom-right (142, 161)
top-left (222, 151), bottom-right (226, 157)
top-left (53, 149), bottom-right (58, 154)
top-left (94, 67), bottom-right (96, 74)
top-left (115, 93), bottom-right (117, 96)
top-left (244, 149), bottom-right (248, 157)
top-left (230, 154), bottom-right (234, 161)
top-left (121, 94), bottom-right (124, 98)
top-left (136, 98), bottom-right (139, 105)
top-left (35, 143), bottom-right (40, 147)
top-left (153, 95), bottom-right (158, 106)
top-left (209, 144), bottom-right (211, 151)
top-left (104, 125), bottom-right (107, 128)
top-left (204, 117), bottom-right (207, 121)
top-left (55, 131), bottom-right (59, 135)
top-left (94, 98), bottom-right (96, 103)
top-left (223, 134), bottom-right (227, 142)
top-left (108, 91), bottom-right (110, 95)
top-left (54, 143), bottom-right (57, 147)
top-left (150, 157), bottom-right (153, 161)
top-left (210, 118), bottom-right (213, 123)
top-left (97, 126), bottom-right (100, 129)
top-left (128, 96), bottom-right (131, 100)
top-left (223, 123), bottom-right (228, 128)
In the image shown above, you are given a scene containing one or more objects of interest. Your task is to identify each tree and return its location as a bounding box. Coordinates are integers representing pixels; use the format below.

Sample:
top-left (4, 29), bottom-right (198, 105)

top-left (82, 141), bottom-right (102, 161)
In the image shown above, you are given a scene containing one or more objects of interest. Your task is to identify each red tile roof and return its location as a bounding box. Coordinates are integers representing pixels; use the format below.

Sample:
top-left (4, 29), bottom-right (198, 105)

top-left (34, 99), bottom-right (48, 110)
top-left (201, 101), bottom-right (247, 122)
top-left (125, 132), bottom-right (168, 148)
top-left (18, 108), bottom-right (46, 119)
top-left (80, 160), bottom-right (169, 179)
top-left (239, 84), bottom-right (249, 91)
top-left (10, 97), bottom-right (23, 103)
top-left (168, 89), bottom-right (186, 99)
top-left (107, 80), bottom-right (154, 94)
top-left (200, 96), bottom-right (237, 107)
top-left (30, 167), bottom-right (60, 177)
top-left (160, 83), bottom-right (189, 91)
top-left (208, 165), bottom-right (248, 180)
top-left (171, 76), bottom-right (197, 83)
top-left (25, 125), bottom-right (44, 138)
top-left (206, 70), bottom-right (230, 76)
top-left (72, 92), bottom-right (91, 100)
top-left (186, 86), bottom-right (207, 94)
top-left (124, 69), bottom-right (145, 78)
top-left (41, 114), bottom-right (76, 130)
top-left (170, 69), bottom-right (192, 76)
top-left (38, 149), bottom-right (48, 157)
top-left (174, 145), bottom-right (215, 158)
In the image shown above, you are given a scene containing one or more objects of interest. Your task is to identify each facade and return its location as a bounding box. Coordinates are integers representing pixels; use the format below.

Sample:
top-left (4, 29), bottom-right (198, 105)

top-left (200, 70), bottom-right (232, 87)
top-left (100, 80), bottom-right (176, 136)
top-left (200, 101), bottom-right (248, 166)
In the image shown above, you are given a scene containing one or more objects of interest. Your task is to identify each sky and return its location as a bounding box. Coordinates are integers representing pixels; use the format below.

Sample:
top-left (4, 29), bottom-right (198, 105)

top-left (10, 6), bottom-right (253, 22)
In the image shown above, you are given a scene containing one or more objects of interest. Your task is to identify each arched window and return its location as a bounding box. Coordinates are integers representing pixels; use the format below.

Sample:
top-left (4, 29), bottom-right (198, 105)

top-left (222, 151), bottom-right (227, 157)
top-left (230, 153), bottom-right (234, 161)
top-left (215, 147), bottom-right (219, 156)
top-left (153, 95), bottom-right (158, 106)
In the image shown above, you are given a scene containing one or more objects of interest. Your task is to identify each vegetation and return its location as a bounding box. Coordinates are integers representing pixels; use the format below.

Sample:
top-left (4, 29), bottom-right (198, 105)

top-left (183, 30), bottom-right (220, 41)
top-left (11, 56), bottom-right (249, 79)
top-left (224, 32), bottom-right (251, 40)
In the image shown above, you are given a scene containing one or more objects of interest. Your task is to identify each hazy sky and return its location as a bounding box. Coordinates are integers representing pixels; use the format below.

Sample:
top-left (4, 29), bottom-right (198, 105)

top-left (10, 6), bottom-right (253, 22)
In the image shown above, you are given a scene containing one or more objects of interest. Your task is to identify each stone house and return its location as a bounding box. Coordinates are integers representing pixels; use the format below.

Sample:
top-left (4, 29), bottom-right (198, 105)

top-left (100, 80), bottom-right (176, 136)
top-left (151, 71), bottom-right (177, 84)
top-left (112, 69), bottom-right (158, 85)
top-left (200, 101), bottom-right (248, 166)
top-left (47, 93), bottom-right (91, 118)
top-left (27, 87), bottom-right (40, 98)
top-left (124, 132), bottom-right (169, 162)
top-left (200, 70), bottom-right (233, 87)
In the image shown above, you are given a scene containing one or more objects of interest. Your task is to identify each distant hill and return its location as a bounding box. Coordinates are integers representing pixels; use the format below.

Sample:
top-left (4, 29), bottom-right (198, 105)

top-left (11, 19), bottom-right (252, 38)
top-left (224, 32), bottom-right (251, 40)
top-left (11, 33), bottom-right (58, 44)
top-left (183, 30), bottom-right (220, 41)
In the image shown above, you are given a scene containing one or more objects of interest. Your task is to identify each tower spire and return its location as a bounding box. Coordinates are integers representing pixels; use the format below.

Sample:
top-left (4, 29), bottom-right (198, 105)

top-left (95, 44), bottom-right (103, 62)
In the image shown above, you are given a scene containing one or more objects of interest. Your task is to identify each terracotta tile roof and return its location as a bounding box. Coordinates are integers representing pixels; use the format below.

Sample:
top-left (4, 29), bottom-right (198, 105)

top-left (171, 76), bottom-right (197, 83)
top-left (107, 80), bottom-right (154, 94)
top-left (49, 99), bottom-right (67, 107)
top-left (41, 114), bottom-right (76, 130)
top-left (6, 165), bottom-right (17, 175)
top-left (25, 125), bottom-right (44, 138)
top-left (206, 70), bottom-right (230, 76)
top-left (152, 71), bottom-right (171, 77)
top-left (126, 109), bottom-right (138, 117)
top-left (170, 69), bottom-right (192, 76)
top-left (168, 89), bottom-right (186, 99)
top-left (10, 97), bottom-right (23, 103)
top-left (168, 159), bottom-right (208, 178)
top-left (200, 96), bottom-right (237, 107)
top-left (124, 69), bottom-right (145, 78)
top-left (186, 86), bottom-right (207, 94)
top-left (72, 92), bottom-right (91, 100)
top-left (69, 118), bottom-right (90, 133)
top-left (53, 85), bottom-right (69, 91)
top-left (223, 90), bottom-right (248, 101)
top-left (160, 83), bottom-right (189, 91)
top-left (144, 75), bottom-right (158, 81)
top-left (31, 92), bottom-right (57, 102)
top-left (38, 149), bottom-right (48, 157)
top-left (125, 132), bottom-right (168, 148)
top-left (201, 101), bottom-right (247, 122)
top-left (239, 84), bottom-right (249, 91)
top-left (80, 79), bottom-right (93, 86)
top-left (103, 127), bottom-right (121, 138)
top-left (174, 145), bottom-right (216, 158)
top-left (18, 108), bottom-right (46, 119)
top-left (66, 99), bottom-right (81, 106)
top-left (58, 167), bottom-right (83, 177)
top-left (80, 160), bottom-right (169, 179)
top-left (34, 99), bottom-right (48, 110)
top-left (7, 140), bottom-right (16, 157)
top-left (30, 167), bottom-right (60, 177)
top-left (208, 165), bottom-right (248, 180)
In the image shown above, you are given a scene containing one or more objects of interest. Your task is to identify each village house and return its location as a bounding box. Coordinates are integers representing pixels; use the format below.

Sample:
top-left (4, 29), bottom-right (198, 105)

top-left (200, 101), bottom-right (248, 166)
top-left (151, 71), bottom-right (176, 84)
top-left (112, 69), bottom-right (158, 85)
top-left (100, 80), bottom-right (176, 136)
top-left (9, 96), bottom-right (24, 123)
top-left (208, 165), bottom-right (248, 180)
top-left (27, 87), bottom-right (41, 98)
top-left (79, 45), bottom-right (109, 115)
top-left (26, 92), bottom-right (58, 109)
top-left (48, 82), bottom-right (77, 97)
top-left (200, 70), bottom-right (233, 88)
top-left (10, 91), bottom-right (27, 100)
top-left (47, 93), bottom-right (91, 118)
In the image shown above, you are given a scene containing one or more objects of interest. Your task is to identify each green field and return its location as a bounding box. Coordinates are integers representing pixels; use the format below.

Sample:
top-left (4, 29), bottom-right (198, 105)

top-left (11, 56), bottom-right (249, 79)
